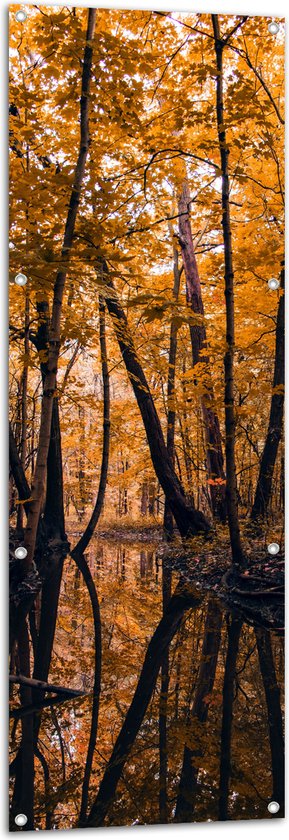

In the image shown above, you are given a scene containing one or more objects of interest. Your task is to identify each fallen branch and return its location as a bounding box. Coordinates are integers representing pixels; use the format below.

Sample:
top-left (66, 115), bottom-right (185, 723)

top-left (9, 674), bottom-right (84, 697)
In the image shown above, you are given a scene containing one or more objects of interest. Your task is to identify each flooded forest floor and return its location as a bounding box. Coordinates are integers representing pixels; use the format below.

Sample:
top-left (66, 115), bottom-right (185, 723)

top-left (69, 522), bottom-right (284, 634)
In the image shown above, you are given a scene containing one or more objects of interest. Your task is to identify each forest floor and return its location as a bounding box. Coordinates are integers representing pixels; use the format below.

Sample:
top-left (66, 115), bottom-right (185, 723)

top-left (91, 524), bottom-right (285, 634)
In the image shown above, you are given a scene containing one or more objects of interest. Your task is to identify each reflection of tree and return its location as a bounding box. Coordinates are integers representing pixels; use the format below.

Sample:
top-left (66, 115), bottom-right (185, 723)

top-left (255, 627), bottom-right (284, 814)
top-left (175, 597), bottom-right (222, 821)
top-left (159, 563), bottom-right (172, 822)
top-left (86, 581), bottom-right (203, 827)
top-left (218, 615), bottom-right (243, 820)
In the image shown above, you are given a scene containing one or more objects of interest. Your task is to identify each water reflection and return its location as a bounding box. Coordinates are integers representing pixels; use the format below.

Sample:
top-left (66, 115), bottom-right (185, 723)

top-left (9, 537), bottom-right (284, 829)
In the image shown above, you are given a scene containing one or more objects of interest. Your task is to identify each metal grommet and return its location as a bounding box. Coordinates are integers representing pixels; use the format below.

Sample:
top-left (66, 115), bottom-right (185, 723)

top-left (15, 814), bottom-right (28, 827)
top-left (15, 9), bottom-right (27, 23)
top-left (267, 542), bottom-right (280, 556)
top-left (14, 272), bottom-right (27, 286)
top-left (268, 21), bottom-right (279, 35)
top-left (268, 801), bottom-right (280, 814)
top-left (14, 546), bottom-right (28, 560)
top-left (268, 278), bottom-right (280, 290)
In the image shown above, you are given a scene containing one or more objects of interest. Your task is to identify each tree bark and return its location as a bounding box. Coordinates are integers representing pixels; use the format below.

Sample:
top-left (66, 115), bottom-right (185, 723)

top-left (72, 295), bottom-right (110, 557)
top-left (251, 264), bottom-right (284, 522)
top-left (178, 180), bottom-right (226, 523)
top-left (100, 262), bottom-right (211, 539)
top-left (212, 15), bottom-right (243, 565)
top-left (21, 8), bottom-right (96, 577)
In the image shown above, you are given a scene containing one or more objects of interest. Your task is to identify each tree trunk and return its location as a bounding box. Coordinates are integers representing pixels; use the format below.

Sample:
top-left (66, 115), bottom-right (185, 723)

top-left (251, 264), bottom-right (284, 522)
top-left (212, 15), bottom-right (243, 566)
top-left (159, 565), bottom-right (172, 822)
top-left (218, 615), bottom-right (242, 820)
top-left (255, 627), bottom-right (284, 813)
top-left (178, 180), bottom-right (226, 523)
top-left (74, 553), bottom-right (102, 826)
top-left (9, 422), bottom-right (31, 515)
top-left (73, 296), bottom-right (110, 557)
top-left (21, 8), bottom-right (96, 577)
top-left (100, 262), bottom-right (211, 539)
top-left (29, 298), bottom-right (67, 696)
top-left (17, 289), bottom-right (30, 530)
top-left (163, 236), bottom-right (181, 539)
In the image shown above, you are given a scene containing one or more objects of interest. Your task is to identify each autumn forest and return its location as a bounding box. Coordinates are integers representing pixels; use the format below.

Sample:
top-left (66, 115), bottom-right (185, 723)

top-left (9, 4), bottom-right (284, 831)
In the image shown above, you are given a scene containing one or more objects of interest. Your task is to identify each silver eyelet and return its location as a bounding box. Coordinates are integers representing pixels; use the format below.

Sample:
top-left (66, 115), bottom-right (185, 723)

top-left (15, 814), bottom-right (28, 827)
top-left (14, 546), bottom-right (28, 560)
top-left (268, 21), bottom-right (279, 35)
top-left (14, 272), bottom-right (28, 286)
top-left (15, 10), bottom-right (27, 23)
top-left (267, 542), bottom-right (280, 556)
top-left (268, 278), bottom-right (280, 290)
top-left (268, 801), bottom-right (280, 814)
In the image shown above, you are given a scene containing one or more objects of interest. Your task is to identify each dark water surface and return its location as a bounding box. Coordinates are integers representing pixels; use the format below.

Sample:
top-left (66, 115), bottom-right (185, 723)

top-left (10, 537), bottom-right (284, 829)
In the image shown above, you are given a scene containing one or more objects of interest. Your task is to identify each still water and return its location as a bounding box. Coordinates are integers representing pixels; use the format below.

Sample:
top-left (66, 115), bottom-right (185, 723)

top-left (10, 537), bottom-right (284, 829)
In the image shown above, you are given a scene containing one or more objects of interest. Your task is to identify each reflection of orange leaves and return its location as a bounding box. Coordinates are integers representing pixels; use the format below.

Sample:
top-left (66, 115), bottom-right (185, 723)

top-left (207, 478), bottom-right (226, 486)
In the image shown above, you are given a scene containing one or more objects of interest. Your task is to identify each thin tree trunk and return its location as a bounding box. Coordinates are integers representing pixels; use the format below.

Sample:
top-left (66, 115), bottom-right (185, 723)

top-left (73, 295), bottom-right (110, 556)
top-left (21, 8), bottom-right (96, 577)
top-left (30, 298), bottom-right (67, 699)
top-left (9, 422), bottom-right (31, 515)
top-left (86, 582), bottom-right (204, 827)
top-left (164, 237), bottom-right (181, 539)
top-left (178, 180), bottom-right (226, 523)
top-left (73, 554), bottom-right (102, 826)
top-left (17, 290), bottom-right (30, 530)
top-left (78, 405), bottom-right (87, 518)
top-left (175, 598), bottom-right (222, 821)
top-left (251, 264), bottom-right (284, 522)
top-left (255, 627), bottom-right (284, 813)
top-left (159, 565), bottom-right (172, 822)
top-left (11, 621), bottom-right (35, 831)
top-left (212, 15), bottom-right (243, 566)
top-left (218, 615), bottom-right (242, 820)
top-left (100, 262), bottom-right (211, 539)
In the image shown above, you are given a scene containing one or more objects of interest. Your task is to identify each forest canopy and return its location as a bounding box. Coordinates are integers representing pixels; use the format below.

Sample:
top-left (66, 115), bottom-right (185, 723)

top-left (9, 4), bottom-right (284, 831)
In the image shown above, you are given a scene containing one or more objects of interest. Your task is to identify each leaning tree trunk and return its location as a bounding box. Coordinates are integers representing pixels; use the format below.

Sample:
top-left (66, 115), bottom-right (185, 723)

top-left (178, 180), bottom-right (226, 523)
top-left (212, 15), bottom-right (243, 566)
top-left (72, 295), bottom-right (110, 557)
top-left (99, 261), bottom-right (211, 539)
top-left (251, 263), bottom-right (284, 523)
